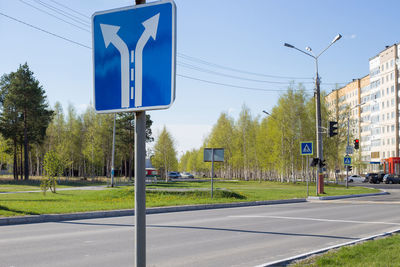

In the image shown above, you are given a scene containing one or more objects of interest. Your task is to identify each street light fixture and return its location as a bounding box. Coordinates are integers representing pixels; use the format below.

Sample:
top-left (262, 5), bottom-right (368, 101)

top-left (284, 34), bottom-right (342, 195)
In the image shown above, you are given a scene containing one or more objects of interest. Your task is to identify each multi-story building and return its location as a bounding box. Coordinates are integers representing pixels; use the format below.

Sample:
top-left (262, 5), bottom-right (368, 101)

top-left (326, 43), bottom-right (400, 171)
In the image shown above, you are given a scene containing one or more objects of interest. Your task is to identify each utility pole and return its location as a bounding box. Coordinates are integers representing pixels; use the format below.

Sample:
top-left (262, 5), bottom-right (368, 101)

top-left (315, 62), bottom-right (324, 194)
top-left (284, 34), bottom-right (341, 194)
top-left (346, 117), bottom-right (349, 188)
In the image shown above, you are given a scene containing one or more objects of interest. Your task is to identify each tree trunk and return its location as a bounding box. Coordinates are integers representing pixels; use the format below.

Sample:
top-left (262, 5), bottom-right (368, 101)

top-left (24, 110), bottom-right (29, 180)
top-left (13, 138), bottom-right (17, 180)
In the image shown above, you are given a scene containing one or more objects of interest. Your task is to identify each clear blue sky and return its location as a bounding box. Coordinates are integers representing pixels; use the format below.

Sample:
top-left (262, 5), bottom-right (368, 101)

top-left (1, 0), bottom-right (400, 155)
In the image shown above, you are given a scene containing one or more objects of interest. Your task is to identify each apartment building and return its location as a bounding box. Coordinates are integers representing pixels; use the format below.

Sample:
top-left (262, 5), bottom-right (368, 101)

top-left (326, 43), bottom-right (400, 169)
top-left (326, 76), bottom-right (368, 152)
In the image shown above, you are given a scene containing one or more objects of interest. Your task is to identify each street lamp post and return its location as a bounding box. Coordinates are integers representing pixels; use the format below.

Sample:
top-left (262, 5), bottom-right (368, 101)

top-left (284, 34), bottom-right (341, 194)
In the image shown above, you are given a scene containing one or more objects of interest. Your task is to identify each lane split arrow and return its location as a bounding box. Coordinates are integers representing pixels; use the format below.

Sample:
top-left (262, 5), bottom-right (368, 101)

top-left (100, 24), bottom-right (130, 108)
top-left (135, 13), bottom-right (160, 107)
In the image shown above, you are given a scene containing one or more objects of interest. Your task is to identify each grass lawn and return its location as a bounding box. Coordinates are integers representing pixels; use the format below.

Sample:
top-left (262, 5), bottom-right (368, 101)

top-left (0, 177), bottom-right (108, 192)
top-left (291, 234), bottom-right (400, 267)
top-left (0, 180), bottom-right (380, 217)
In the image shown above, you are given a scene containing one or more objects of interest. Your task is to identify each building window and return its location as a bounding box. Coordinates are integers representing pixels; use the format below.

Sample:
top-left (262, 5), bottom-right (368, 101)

top-left (382, 89), bottom-right (385, 96)
top-left (386, 62), bottom-right (389, 69)
top-left (387, 87), bottom-right (389, 94)
top-left (382, 77), bottom-right (385, 84)
top-left (382, 102), bottom-right (385, 108)
top-left (391, 72), bottom-right (394, 80)
top-left (382, 64), bottom-right (385, 71)
top-left (392, 99), bottom-right (395, 106)
top-left (392, 138), bottom-right (395, 145)
top-left (392, 86), bottom-right (395, 93)
top-left (392, 112), bottom-right (395, 119)
top-left (392, 125), bottom-right (395, 132)
top-left (383, 152), bottom-right (386, 158)
top-left (391, 59), bottom-right (394, 67)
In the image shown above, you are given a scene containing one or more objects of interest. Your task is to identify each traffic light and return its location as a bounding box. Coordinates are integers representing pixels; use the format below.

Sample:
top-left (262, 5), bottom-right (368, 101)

top-left (319, 159), bottom-right (326, 168)
top-left (354, 139), bottom-right (359, 149)
top-left (310, 158), bottom-right (319, 167)
top-left (329, 121), bottom-right (338, 137)
top-left (347, 165), bottom-right (353, 172)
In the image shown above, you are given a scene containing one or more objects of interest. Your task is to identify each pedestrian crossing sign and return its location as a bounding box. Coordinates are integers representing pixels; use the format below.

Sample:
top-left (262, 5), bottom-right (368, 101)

top-left (344, 156), bottom-right (351, 165)
top-left (300, 142), bottom-right (313, 155)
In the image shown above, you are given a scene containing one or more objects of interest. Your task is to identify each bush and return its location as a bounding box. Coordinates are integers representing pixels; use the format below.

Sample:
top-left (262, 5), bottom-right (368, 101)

top-left (41, 151), bottom-right (64, 195)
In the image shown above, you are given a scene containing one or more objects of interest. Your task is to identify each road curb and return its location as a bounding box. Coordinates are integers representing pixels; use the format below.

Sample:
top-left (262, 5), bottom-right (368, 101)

top-left (0, 198), bottom-right (307, 226)
top-left (257, 228), bottom-right (400, 267)
top-left (307, 191), bottom-right (389, 200)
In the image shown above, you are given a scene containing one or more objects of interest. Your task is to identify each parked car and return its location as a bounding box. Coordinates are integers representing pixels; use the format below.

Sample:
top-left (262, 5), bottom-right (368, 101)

top-left (347, 174), bottom-right (364, 183)
top-left (383, 174), bottom-right (400, 184)
top-left (168, 171), bottom-right (181, 179)
top-left (180, 172), bottom-right (194, 179)
top-left (366, 173), bottom-right (378, 184)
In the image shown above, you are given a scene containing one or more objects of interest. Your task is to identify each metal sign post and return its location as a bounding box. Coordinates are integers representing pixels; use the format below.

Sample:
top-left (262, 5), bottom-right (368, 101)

top-left (92, 1), bottom-right (176, 265)
top-left (301, 142), bottom-right (313, 197)
top-left (111, 114), bottom-right (116, 187)
top-left (204, 148), bottom-right (224, 199)
top-left (135, 110), bottom-right (146, 267)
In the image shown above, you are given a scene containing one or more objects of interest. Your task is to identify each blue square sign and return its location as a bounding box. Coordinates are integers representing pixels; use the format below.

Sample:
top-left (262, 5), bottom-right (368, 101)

top-left (300, 142), bottom-right (313, 155)
top-left (92, 0), bottom-right (176, 113)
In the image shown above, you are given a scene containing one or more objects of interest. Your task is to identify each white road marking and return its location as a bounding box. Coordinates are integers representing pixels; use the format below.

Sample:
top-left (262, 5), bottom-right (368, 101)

top-left (229, 215), bottom-right (400, 226)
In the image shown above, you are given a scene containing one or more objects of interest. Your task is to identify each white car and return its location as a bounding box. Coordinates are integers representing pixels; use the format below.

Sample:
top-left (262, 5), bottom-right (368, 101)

top-left (347, 174), bottom-right (364, 183)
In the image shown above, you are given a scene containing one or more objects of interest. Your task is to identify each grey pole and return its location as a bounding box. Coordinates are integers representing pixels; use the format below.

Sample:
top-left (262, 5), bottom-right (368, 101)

top-left (284, 34), bottom-right (341, 195)
top-left (135, 111), bottom-right (146, 267)
top-left (134, 3), bottom-right (146, 267)
top-left (211, 148), bottom-right (214, 199)
top-left (315, 62), bottom-right (324, 195)
top-left (111, 114), bottom-right (116, 187)
top-left (346, 117), bottom-right (350, 188)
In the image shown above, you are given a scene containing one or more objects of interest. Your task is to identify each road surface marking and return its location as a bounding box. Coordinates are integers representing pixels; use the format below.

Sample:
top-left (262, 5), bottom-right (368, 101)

top-left (229, 215), bottom-right (400, 226)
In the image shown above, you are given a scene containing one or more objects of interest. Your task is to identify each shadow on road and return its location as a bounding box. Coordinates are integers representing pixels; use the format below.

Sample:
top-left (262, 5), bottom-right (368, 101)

top-left (57, 221), bottom-right (358, 241)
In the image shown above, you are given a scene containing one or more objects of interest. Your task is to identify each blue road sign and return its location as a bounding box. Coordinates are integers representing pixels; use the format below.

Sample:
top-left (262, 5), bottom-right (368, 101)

top-left (300, 142), bottom-right (313, 155)
top-left (344, 156), bottom-right (351, 165)
top-left (92, 0), bottom-right (176, 113)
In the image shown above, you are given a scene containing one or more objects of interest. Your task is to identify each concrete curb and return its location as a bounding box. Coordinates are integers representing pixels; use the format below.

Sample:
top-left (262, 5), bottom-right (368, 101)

top-left (257, 228), bottom-right (400, 267)
top-left (307, 191), bottom-right (389, 200)
top-left (0, 198), bottom-right (307, 226)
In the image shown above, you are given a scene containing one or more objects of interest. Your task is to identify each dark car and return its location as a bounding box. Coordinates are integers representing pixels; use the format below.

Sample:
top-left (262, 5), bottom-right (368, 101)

top-left (366, 173), bottom-right (378, 184)
top-left (383, 174), bottom-right (400, 184)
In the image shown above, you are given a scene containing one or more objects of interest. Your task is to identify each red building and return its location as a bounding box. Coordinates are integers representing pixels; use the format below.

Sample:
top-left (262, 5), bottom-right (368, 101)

top-left (383, 157), bottom-right (400, 175)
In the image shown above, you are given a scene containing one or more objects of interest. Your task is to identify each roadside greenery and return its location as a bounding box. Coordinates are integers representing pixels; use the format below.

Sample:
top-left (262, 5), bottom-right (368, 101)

top-left (0, 181), bottom-right (379, 217)
top-left (291, 234), bottom-right (400, 267)
top-left (152, 126), bottom-right (178, 181)
top-left (179, 85), bottom-right (352, 182)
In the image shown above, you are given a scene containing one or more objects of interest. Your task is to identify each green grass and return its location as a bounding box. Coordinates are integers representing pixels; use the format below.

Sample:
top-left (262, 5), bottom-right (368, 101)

top-left (291, 234), bottom-right (400, 267)
top-left (0, 178), bottom-right (108, 192)
top-left (0, 180), bottom-right (380, 217)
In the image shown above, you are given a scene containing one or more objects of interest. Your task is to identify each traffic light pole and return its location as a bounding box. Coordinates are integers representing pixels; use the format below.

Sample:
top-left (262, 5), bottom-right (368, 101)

top-left (346, 117), bottom-right (349, 188)
top-left (315, 66), bottom-right (324, 195)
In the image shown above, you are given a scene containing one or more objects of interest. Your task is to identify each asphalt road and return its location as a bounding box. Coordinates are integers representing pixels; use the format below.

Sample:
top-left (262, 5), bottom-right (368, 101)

top-left (1, 191), bottom-right (400, 267)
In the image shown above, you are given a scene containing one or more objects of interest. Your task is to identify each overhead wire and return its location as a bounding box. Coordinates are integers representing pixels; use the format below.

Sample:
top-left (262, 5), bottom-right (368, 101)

top-left (0, 12), bottom-right (91, 49)
top-left (18, 0), bottom-right (90, 33)
top-left (48, 0), bottom-right (90, 19)
top-left (0, 4), bottom-right (341, 91)
top-left (32, 0), bottom-right (91, 27)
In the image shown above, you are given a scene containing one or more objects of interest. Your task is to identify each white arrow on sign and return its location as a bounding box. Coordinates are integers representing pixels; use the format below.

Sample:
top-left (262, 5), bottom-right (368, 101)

top-left (134, 13), bottom-right (160, 107)
top-left (100, 24), bottom-right (130, 108)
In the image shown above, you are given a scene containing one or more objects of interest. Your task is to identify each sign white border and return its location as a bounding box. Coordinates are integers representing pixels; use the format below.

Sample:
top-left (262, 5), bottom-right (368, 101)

top-left (92, 0), bottom-right (176, 113)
